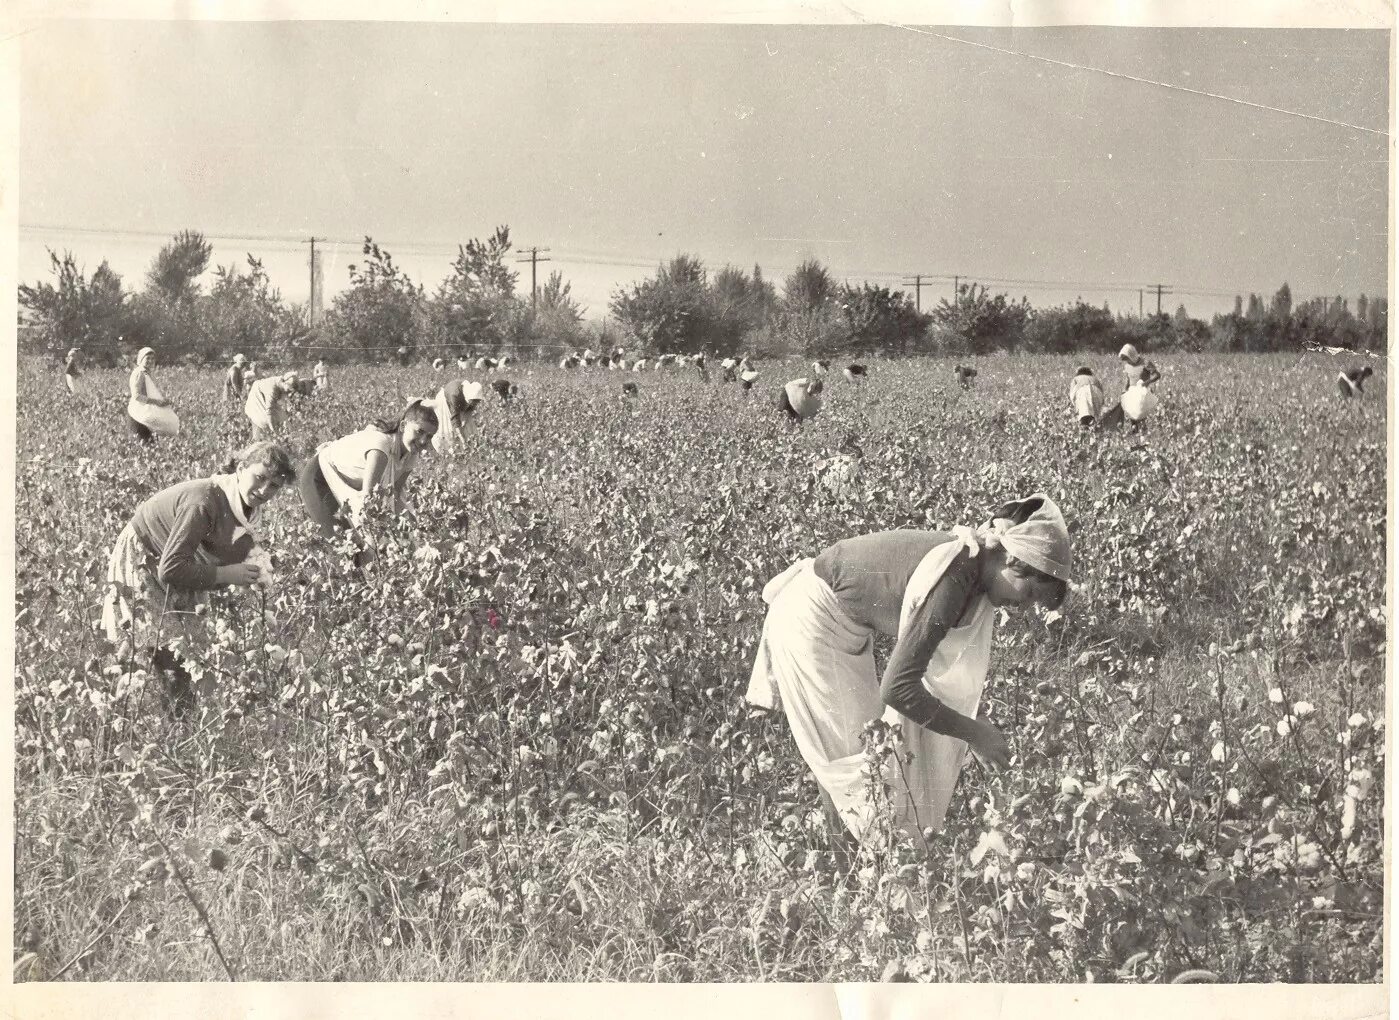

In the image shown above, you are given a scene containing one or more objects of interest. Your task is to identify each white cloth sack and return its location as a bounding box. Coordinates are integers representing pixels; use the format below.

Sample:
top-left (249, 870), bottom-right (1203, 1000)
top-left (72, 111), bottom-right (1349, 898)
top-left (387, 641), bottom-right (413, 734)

top-left (1121, 383), bottom-right (1159, 422)
top-left (747, 540), bottom-right (993, 844)
top-left (128, 372), bottom-right (180, 436)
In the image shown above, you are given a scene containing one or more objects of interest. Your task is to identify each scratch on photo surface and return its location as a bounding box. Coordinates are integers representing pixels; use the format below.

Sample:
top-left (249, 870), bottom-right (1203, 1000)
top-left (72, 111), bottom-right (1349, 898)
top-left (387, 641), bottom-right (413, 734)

top-left (840, 6), bottom-right (1390, 139)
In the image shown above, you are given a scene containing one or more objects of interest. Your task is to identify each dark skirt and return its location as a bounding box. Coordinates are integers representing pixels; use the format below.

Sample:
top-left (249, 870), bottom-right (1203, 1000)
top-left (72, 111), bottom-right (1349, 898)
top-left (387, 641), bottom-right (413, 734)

top-left (127, 414), bottom-right (154, 444)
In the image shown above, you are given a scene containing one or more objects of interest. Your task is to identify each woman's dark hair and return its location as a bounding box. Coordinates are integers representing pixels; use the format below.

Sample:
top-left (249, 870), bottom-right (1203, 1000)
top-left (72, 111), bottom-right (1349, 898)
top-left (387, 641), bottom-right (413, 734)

top-left (1076, 366), bottom-right (1093, 376)
top-left (372, 399), bottom-right (439, 435)
top-left (989, 495), bottom-right (1046, 527)
top-left (219, 440), bottom-right (298, 484)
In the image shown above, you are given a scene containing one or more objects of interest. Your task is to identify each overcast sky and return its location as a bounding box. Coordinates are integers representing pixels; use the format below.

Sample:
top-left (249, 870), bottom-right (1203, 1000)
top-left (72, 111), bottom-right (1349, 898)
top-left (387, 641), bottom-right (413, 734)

top-left (18, 20), bottom-right (1391, 320)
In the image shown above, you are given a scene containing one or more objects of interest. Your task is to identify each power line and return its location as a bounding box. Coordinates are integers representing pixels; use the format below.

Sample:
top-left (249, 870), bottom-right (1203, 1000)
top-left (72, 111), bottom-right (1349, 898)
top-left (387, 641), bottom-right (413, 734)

top-left (18, 221), bottom-right (1345, 305)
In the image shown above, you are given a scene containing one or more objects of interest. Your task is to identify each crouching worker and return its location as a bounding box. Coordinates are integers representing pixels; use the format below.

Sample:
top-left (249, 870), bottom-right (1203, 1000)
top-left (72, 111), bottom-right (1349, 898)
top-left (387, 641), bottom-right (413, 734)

top-left (747, 494), bottom-right (1072, 859)
top-left (296, 399), bottom-right (437, 566)
top-left (1069, 367), bottom-right (1104, 427)
top-left (428, 378), bottom-right (486, 455)
top-left (101, 441), bottom-right (297, 715)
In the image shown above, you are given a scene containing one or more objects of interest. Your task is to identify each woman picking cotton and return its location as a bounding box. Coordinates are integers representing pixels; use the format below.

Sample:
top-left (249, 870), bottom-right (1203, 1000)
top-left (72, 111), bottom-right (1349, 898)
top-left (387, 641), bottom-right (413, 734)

top-left (126, 347), bottom-right (181, 444)
top-left (63, 348), bottom-right (82, 395)
top-left (747, 495), bottom-right (1071, 857)
top-left (101, 441), bottom-right (296, 715)
top-left (296, 400), bottom-right (438, 565)
top-left (427, 378), bottom-right (486, 455)
top-left (1069, 367), bottom-right (1105, 427)
top-left (1118, 344), bottom-right (1161, 391)
top-left (778, 376), bottom-right (824, 423)
top-left (244, 370), bottom-right (299, 440)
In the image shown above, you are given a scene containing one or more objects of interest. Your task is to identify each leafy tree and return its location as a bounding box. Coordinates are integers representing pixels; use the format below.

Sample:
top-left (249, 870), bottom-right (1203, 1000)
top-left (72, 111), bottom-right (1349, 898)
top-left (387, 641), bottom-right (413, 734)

top-left (836, 283), bottom-right (930, 355)
top-left (428, 227), bottom-right (522, 356)
top-left (927, 282), bottom-right (1030, 355)
top-left (530, 270), bottom-right (587, 350)
top-left (781, 259), bottom-right (836, 315)
top-left (1023, 301), bottom-right (1118, 354)
top-left (145, 229), bottom-right (212, 308)
top-left (610, 254), bottom-right (712, 354)
top-left (206, 255), bottom-right (303, 360)
top-left (1271, 282), bottom-right (1292, 320)
top-left (18, 250), bottom-right (129, 361)
top-left (322, 238), bottom-right (426, 357)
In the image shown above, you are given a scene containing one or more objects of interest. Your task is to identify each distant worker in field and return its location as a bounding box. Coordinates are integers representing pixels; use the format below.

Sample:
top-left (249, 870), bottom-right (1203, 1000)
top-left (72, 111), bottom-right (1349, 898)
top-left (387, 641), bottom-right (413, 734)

top-left (721, 356), bottom-right (738, 382)
top-left (433, 357), bottom-right (445, 371)
top-left (1337, 365), bottom-right (1374, 399)
top-left (101, 440), bottom-right (297, 715)
top-left (843, 363), bottom-right (868, 384)
top-left (244, 371), bottom-right (299, 440)
top-left (812, 358), bottom-right (831, 378)
top-left (428, 378), bottom-right (485, 455)
top-left (397, 345), bottom-right (411, 367)
top-left (223, 354), bottom-right (248, 402)
top-left (1119, 379), bottom-right (1159, 433)
top-left (296, 400), bottom-right (438, 564)
top-left (63, 347), bottom-right (82, 395)
top-left (314, 357), bottom-right (330, 393)
top-left (1069, 367), bottom-right (1105, 427)
top-left (953, 365), bottom-right (978, 391)
top-left (747, 494), bottom-right (1072, 853)
top-left (740, 365), bottom-right (761, 392)
top-left (1118, 344), bottom-right (1161, 391)
top-left (127, 347), bottom-right (180, 444)
top-left (491, 379), bottom-right (521, 404)
top-left (778, 376), bottom-right (824, 423)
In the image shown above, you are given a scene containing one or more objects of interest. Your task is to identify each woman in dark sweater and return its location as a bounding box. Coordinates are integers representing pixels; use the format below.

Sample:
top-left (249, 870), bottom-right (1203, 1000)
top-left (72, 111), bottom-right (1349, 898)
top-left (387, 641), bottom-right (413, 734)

top-left (748, 494), bottom-right (1071, 851)
top-left (101, 441), bottom-right (298, 713)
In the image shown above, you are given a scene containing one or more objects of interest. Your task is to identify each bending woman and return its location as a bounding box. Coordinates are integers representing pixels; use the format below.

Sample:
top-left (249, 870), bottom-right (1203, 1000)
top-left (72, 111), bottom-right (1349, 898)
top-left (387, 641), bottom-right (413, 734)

top-left (63, 348), bottom-right (82, 395)
top-left (101, 441), bottom-right (297, 713)
top-left (747, 494), bottom-right (1072, 850)
top-left (127, 347), bottom-right (181, 443)
top-left (428, 378), bottom-right (486, 455)
top-left (296, 399), bottom-right (438, 557)
top-left (244, 370), bottom-right (298, 439)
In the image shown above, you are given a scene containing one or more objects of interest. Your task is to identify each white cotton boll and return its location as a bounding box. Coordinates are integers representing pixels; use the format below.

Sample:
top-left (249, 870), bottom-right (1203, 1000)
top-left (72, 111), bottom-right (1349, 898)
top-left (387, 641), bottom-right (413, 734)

top-left (1292, 701), bottom-right (1315, 719)
top-left (245, 546), bottom-right (275, 588)
top-left (1276, 719), bottom-right (1292, 738)
top-left (1347, 712), bottom-right (1367, 729)
top-left (1267, 688), bottom-right (1284, 704)
top-left (1211, 741), bottom-right (1226, 763)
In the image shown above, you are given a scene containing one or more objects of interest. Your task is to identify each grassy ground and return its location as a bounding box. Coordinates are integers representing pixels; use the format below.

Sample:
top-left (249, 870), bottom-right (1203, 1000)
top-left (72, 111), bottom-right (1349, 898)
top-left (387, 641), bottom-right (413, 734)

top-left (12, 351), bottom-right (1387, 982)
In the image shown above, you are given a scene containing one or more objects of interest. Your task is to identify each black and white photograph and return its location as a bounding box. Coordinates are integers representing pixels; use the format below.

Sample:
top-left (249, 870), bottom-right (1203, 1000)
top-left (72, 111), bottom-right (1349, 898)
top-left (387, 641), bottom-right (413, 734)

top-left (4, 0), bottom-right (1394, 1011)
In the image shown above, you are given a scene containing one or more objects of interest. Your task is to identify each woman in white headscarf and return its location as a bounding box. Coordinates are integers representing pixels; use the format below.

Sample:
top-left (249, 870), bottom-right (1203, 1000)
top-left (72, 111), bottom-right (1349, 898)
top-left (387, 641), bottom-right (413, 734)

top-left (127, 347), bottom-right (180, 443)
top-left (427, 378), bottom-right (486, 455)
top-left (63, 348), bottom-right (82, 395)
top-left (1118, 344), bottom-right (1161, 391)
top-left (747, 494), bottom-right (1072, 854)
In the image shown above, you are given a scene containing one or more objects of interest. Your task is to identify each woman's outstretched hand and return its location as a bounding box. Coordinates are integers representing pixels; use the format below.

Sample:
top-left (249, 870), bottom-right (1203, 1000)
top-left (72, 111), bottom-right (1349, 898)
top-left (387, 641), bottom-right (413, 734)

top-left (217, 562), bottom-right (263, 586)
top-left (969, 720), bottom-right (1011, 770)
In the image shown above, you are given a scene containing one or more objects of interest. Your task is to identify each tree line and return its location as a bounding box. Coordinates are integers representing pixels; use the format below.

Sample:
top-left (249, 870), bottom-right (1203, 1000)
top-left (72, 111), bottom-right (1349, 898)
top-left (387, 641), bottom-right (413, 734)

top-left (18, 228), bottom-right (1386, 365)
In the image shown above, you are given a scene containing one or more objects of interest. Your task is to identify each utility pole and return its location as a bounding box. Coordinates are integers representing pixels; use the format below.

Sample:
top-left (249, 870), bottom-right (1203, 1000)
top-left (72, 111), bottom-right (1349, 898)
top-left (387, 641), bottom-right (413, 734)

top-left (900, 274), bottom-right (929, 312)
top-left (305, 237), bottom-right (324, 328)
top-left (953, 275), bottom-right (960, 303)
top-left (1138, 289), bottom-right (1143, 317)
top-left (515, 246), bottom-right (552, 310)
top-left (1149, 283), bottom-right (1172, 316)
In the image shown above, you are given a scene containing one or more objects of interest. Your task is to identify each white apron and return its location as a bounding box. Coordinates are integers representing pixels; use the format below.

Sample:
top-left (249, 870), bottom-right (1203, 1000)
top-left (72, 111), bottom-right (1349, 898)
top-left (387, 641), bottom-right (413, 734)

top-left (128, 370), bottom-right (181, 437)
top-left (747, 540), bottom-right (994, 844)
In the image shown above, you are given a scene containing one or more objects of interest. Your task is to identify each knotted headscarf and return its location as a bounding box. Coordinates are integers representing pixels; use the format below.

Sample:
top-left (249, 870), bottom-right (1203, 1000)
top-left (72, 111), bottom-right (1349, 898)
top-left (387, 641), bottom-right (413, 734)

top-left (1118, 344), bottom-right (1141, 364)
top-left (136, 347), bottom-right (155, 369)
top-left (951, 493), bottom-right (1073, 582)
